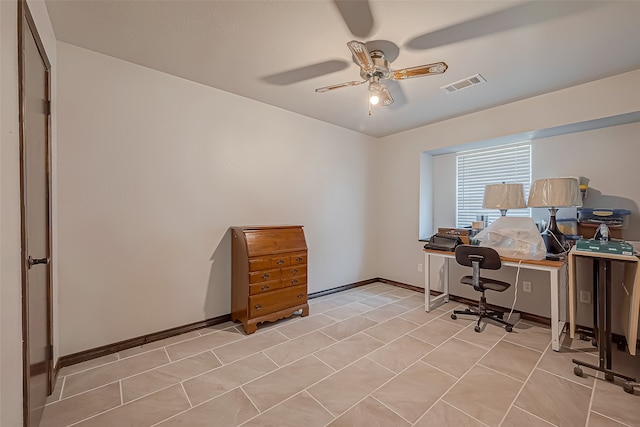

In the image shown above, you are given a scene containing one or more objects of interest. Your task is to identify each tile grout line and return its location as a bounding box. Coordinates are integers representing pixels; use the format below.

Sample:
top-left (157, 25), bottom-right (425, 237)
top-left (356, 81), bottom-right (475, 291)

top-left (61, 349), bottom-right (172, 400)
top-left (584, 373), bottom-right (598, 427)
top-left (179, 381), bottom-right (193, 408)
top-left (368, 394), bottom-right (415, 425)
top-left (501, 334), bottom-right (549, 353)
top-left (535, 365), bottom-right (596, 389)
top-left (508, 406), bottom-right (558, 427)
top-left (416, 322), bottom-right (508, 426)
top-left (62, 346), bottom-right (224, 405)
top-left (590, 409), bottom-right (634, 427)
top-left (235, 386), bottom-right (262, 425)
top-left (496, 340), bottom-right (551, 426)
top-left (414, 400), bottom-right (492, 427)
top-left (476, 362), bottom-right (528, 384)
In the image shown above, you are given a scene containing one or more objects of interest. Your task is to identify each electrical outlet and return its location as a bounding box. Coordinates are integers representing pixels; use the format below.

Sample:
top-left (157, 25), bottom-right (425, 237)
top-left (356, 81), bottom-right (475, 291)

top-left (417, 263), bottom-right (423, 272)
top-left (522, 281), bottom-right (532, 293)
top-left (580, 290), bottom-right (591, 304)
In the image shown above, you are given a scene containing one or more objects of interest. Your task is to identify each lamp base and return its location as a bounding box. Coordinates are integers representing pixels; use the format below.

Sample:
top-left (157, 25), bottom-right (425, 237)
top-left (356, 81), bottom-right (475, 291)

top-left (543, 208), bottom-right (566, 255)
top-left (542, 229), bottom-right (566, 255)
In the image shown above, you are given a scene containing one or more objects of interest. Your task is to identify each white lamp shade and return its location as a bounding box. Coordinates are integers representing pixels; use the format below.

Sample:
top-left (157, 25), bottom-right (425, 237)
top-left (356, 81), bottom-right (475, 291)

top-left (483, 183), bottom-right (526, 210)
top-left (527, 177), bottom-right (582, 208)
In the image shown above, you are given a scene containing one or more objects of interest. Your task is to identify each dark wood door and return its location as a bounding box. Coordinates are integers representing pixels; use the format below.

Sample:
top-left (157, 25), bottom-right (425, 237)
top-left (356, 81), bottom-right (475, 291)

top-left (19, 2), bottom-right (53, 425)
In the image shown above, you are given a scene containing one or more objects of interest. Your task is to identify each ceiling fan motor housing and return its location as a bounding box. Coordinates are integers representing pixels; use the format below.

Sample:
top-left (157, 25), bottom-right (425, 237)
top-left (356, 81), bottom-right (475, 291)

top-left (360, 50), bottom-right (390, 80)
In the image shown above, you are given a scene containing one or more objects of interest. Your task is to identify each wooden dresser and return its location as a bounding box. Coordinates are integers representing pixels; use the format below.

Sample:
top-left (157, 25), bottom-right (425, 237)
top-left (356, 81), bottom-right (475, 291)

top-left (231, 225), bottom-right (309, 334)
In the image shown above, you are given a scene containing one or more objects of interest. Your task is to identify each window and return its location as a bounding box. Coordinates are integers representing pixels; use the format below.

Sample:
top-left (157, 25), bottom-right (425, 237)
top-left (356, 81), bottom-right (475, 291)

top-left (456, 142), bottom-right (531, 228)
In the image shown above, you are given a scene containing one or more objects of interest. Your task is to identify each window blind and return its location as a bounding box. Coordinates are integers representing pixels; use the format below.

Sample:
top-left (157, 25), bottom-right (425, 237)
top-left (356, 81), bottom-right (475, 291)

top-left (456, 142), bottom-right (531, 228)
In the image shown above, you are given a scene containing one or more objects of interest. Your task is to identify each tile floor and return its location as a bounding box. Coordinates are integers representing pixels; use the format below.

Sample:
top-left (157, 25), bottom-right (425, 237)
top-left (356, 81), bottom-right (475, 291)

top-left (41, 283), bottom-right (640, 427)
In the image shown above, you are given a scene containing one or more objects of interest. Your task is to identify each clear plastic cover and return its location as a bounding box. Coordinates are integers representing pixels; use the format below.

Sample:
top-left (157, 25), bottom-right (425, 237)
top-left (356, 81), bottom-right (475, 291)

top-left (473, 217), bottom-right (546, 260)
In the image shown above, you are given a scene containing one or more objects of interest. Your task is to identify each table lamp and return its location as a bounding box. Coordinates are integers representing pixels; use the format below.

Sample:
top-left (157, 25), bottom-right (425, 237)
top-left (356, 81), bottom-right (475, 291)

top-left (527, 177), bottom-right (582, 255)
top-left (483, 183), bottom-right (526, 216)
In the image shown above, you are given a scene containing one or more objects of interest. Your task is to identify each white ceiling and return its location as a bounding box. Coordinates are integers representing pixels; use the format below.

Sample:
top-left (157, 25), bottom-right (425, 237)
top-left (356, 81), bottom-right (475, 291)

top-left (44, 0), bottom-right (640, 138)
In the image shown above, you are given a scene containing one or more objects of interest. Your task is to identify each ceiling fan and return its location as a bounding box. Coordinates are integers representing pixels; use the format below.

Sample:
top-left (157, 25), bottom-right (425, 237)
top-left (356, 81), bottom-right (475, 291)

top-left (315, 40), bottom-right (448, 109)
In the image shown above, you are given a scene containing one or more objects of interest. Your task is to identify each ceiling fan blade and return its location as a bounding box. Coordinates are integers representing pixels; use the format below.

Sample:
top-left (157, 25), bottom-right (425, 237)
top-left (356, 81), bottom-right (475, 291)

top-left (390, 62), bottom-right (448, 80)
top-left (333, 0), bottom-right (374, 38)
top-left (315, 80), bottom-right (367, 93)
top-left (262, 60), bottom-right (349, 85)
top-left (379, 85), bottom-right (394, 106)
top-left (347, 40), bottom-right (375, 74)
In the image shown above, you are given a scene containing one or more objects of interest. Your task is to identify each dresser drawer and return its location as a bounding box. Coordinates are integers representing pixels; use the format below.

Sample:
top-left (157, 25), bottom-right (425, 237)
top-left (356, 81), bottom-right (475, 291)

top-left (248, 284), bottom-right (307, 318)
top-left (249, 255), bottom-right (293, 271)
top-left (270, 255), bottom-right (291, 268)
top-left (249, 268), bottom-right (281, 284)
top-left (281, 265), bottom-right (306, 278)
top-left (248, 257), bottom-right (272, 272)
top-left (249, 279), bottom-right (284, 295)
top-left (282, 275), bottom-right (307, 288)
top-left (290, 252), bottom-right (307, 265)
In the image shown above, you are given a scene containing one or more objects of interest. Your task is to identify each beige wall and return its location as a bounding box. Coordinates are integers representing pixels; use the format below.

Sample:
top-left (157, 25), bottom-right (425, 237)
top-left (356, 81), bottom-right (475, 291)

top-left (56, 42), bottom-right (378, 356)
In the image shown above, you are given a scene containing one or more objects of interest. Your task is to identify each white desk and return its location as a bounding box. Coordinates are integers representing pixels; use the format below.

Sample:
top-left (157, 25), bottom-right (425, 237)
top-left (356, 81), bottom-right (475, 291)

top-left (424, 249), bottom-right (567, 352)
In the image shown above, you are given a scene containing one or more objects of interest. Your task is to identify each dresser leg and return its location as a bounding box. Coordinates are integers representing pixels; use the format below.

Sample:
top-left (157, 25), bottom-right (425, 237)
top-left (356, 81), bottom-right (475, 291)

top-left (243, 322), bottom-right (258, 335)
top-left (301, 304), bottom-right (309, 317)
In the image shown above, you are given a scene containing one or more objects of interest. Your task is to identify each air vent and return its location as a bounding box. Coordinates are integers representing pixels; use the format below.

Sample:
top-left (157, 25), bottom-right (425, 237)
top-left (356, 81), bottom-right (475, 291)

top-left (441, 74), bottom-right (486, 94)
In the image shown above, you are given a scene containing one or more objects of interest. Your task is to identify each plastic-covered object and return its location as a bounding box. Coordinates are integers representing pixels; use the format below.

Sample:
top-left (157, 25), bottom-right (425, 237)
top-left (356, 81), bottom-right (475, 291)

top-left (473, 216), bottom-right (546, 260)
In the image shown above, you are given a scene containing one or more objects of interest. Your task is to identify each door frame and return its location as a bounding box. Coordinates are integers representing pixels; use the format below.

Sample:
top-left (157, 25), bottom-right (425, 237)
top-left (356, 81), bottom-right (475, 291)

top-left (18, 0), bottom-right (54, 424)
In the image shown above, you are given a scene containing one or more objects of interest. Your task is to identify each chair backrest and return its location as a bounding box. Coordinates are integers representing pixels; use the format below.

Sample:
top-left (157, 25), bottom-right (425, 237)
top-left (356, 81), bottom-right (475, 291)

top-left (455, 245), bottom-right (501, 270)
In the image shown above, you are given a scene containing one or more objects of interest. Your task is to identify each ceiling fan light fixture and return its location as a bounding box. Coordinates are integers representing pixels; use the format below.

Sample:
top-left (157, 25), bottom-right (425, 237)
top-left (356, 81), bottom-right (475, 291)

top-left (368, 81), bottom-right (383, 106)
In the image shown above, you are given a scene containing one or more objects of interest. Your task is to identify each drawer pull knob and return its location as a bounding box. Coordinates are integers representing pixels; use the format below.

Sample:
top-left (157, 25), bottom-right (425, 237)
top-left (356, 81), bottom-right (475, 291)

top-left (255, 304), bottom-right (263, 310)
top-left (262, 273), bottom-right (270, 279)
top-left (276, 259), bottom-right (284, 265)
top-left (296, 257), bottom-right (303, 262)
top-left (291, 269), bottom-right (298, 274)
top-left (297, 293), bottom-right (304, 298)
top-left (261, 285), bottom-right (270, 291)
top-left (291, 279), bottom-right (298, 284)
